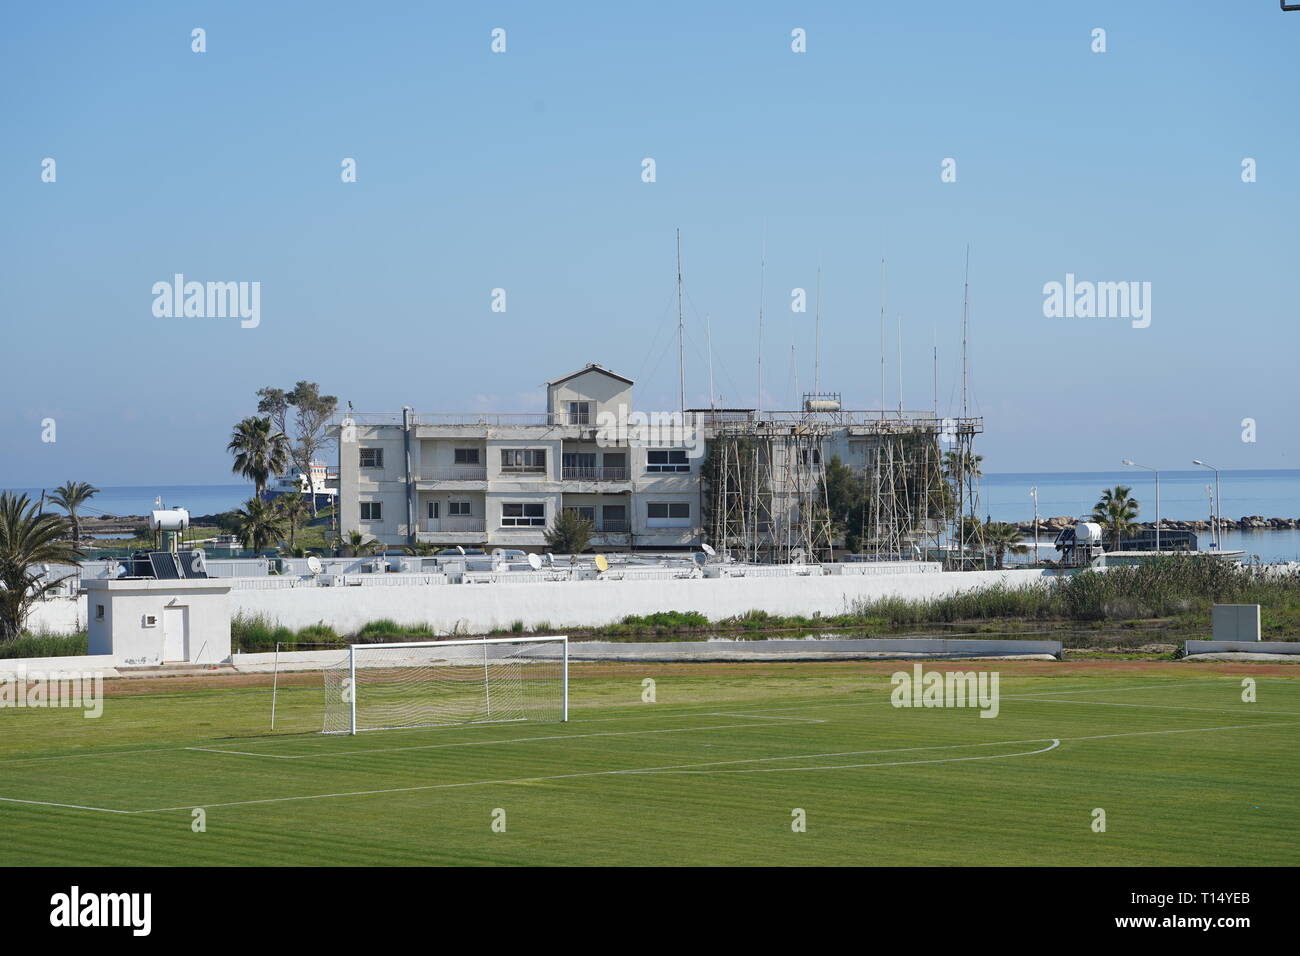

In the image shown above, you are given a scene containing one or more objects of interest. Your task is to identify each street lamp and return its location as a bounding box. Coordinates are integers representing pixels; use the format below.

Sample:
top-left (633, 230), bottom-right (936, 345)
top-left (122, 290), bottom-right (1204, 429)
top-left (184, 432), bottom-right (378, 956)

top-left (1121, 459), bottom-right (1160, 553)
top-left (1192, 459), bottom-right (1221, 550)
top-left (1030, 486), bottom-right (1039, 565)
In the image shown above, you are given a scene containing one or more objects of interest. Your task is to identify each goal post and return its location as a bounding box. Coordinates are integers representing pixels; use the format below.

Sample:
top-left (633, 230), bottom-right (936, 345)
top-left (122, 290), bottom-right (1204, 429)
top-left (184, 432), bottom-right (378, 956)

top-left (323, 636), bottom-right (569, 735)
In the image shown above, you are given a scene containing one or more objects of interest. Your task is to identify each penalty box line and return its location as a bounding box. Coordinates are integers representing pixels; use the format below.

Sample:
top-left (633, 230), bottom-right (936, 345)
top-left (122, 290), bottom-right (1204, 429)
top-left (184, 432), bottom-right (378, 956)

top-left (185, 713), bottom-right (827, 760)
top-left (3, 718), bottom-right (1297, 817)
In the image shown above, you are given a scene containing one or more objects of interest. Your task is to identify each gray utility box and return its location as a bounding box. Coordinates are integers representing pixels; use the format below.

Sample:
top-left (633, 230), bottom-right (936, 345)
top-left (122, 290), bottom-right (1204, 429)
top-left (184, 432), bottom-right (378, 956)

top-left (1211, 604), bottom-right (1261, 642)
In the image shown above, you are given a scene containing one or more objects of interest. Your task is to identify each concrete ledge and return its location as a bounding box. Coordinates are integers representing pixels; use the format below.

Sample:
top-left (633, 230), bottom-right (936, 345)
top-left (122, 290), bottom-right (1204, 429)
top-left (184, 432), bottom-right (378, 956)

top-left (232, 637), bottom-right (1062, 672)
top-left (564, 638), bottom-right (1063, 662)
top-left (1183, 653), bottom-right (1300, 662)
top-left (0, 654), bottom-right (119, 677)
top-left (1184, 640), bottom-right (1300, 659)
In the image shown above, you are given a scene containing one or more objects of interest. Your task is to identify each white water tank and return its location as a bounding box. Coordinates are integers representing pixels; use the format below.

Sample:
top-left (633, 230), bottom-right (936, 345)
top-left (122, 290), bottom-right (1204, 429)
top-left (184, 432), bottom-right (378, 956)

top-left (805, 399), bottom-right (841, 412)
top-left (149, 509), bottom-right (189, 531)
top-left (1074, 521), bottom-right (1104, 545)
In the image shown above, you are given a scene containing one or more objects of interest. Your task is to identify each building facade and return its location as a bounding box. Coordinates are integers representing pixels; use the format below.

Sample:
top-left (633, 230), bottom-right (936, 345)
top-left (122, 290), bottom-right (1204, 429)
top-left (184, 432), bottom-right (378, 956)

top-left (335, 365), bottom-right (705, 551)
top-left (333, 363), bottom-right (980, 555)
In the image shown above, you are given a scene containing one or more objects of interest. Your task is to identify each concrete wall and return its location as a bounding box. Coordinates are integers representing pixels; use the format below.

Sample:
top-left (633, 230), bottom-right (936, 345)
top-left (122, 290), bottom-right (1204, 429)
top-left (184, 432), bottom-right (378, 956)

top-left (230, 567), bottom-right (1063, 636)
top-left (23, 596), bottom-right (83, 635)
top-left (1184, 640), bottom-right (1300, 659)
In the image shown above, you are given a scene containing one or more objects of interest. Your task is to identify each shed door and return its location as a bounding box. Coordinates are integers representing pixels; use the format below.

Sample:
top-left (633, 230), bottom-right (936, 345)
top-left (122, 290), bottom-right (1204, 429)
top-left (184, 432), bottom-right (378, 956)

top-left (162, 606), bottom-right (188, 662)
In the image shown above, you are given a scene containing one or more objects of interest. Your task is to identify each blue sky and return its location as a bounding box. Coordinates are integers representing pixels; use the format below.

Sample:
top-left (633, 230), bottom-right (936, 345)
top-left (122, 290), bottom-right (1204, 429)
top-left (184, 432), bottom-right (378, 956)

top-left (2, 1), bottom-right (1297, 485)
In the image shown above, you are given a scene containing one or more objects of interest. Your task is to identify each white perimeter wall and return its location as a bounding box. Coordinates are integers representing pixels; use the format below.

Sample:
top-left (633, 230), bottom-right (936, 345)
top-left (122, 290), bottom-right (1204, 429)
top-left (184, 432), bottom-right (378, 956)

top-left (25, 569), bottom-right (1067, 638)
top-left (230, 568), bottom-right (1063, 636)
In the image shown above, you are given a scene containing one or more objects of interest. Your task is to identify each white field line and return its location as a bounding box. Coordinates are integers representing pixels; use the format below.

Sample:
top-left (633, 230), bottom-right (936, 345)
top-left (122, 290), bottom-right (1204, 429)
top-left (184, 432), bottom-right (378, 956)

top-left (186, 717), bottom-right (826, 760)
top-left (1014, 698), bottom-right (1300, 717)
top-left (2, 719), bottom-right (1296, 816)
top-left (619, 739), bottom-right (1063, 774)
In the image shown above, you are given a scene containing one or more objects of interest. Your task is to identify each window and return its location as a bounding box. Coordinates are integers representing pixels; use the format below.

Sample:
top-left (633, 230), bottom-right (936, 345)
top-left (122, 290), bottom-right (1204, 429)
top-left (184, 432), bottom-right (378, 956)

top-left (449, 500), bottom-right (471, 516)
top-left (359, 448), bottom-right (384, 468)
top-left (453, 448), bottom-right (480, 464)
top-left (565, 506), bottom-right (595, 522)
top-left (563, 452), bottom-right (596, 469)
top-left (360, 501), bottom-right (383, 521)
top-left (95, 605), bottom-right (105, 620)
top-left (646, 449), bottom-right (690, 473)
top-left (647, 502), bottom-right (690, 528)
top-left (501, 449), bottom-right (546, 473)
top-left (501, 502), bottom-right (546, 526)
top-left (568, 401), bottom-right (592, 425)
top-left (647, 502), bottom-right (691, 520)
top-left (601, 504), bottom-right (628, 531)
top-left (427, 501), bottom-right (440, 519)
top-left (801, 448), bottom-right (822, 466)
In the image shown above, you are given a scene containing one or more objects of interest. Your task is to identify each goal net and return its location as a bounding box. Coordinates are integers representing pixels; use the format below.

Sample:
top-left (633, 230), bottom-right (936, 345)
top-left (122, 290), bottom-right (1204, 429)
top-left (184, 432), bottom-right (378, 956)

top-left (322, 637), bottom-right (568, 734)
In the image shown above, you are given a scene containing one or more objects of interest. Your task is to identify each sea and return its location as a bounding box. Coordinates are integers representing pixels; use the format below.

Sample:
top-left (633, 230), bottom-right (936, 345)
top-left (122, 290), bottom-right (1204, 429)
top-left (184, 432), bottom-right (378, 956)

top-left (9, 469), bottom-right (1300, 563)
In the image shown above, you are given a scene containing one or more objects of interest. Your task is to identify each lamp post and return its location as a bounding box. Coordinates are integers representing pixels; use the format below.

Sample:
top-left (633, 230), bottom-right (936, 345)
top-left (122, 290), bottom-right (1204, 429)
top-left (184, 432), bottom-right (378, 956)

top-left (1121, 459), bottom-right (1160, 553)
top-left (1030, 486), bottom-right (1039, 565)
top-left (1192, 459), bottom-right (1221, 550)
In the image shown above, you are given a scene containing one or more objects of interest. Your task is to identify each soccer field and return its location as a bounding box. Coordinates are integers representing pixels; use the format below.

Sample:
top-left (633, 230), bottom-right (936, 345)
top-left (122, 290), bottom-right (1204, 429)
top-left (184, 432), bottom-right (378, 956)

top-left (1, 661), bottom-right (1297, 866)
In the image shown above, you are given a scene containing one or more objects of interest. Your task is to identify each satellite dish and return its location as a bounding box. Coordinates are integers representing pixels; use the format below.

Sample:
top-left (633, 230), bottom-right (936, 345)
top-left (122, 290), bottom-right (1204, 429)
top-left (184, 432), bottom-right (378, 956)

top-left (455, 545), bottom-right (466, 556)
top-left (492, 548), bottom-right (505, 558)
top-left (544, 553), bottom-right (555, 568)
top-left (693, 552), bottom-right (708, 566)
top-left (701, 542), bottom-right (716, 556)
top-left (527, 553), bottom-right (543, 570)
top-left (307, 555), bottom-right (323, 575)
top-left (594, 554), bottom-right (609, 573)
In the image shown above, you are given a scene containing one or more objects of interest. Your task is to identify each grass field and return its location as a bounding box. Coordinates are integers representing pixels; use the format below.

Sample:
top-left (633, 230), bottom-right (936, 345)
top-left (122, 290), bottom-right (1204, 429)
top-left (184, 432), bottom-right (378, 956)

top-left (1, 660), bottom-right (1297, 866)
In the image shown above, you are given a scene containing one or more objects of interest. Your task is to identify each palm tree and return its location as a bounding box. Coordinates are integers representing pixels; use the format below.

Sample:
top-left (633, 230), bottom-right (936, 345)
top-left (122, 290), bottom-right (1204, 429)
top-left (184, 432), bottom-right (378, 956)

top-left (47, 480), bottom-right (99, 543)
top-left (942, 448), bottom-right (984, 519)
top-left (982, 521), bottom-right (1029, 569)
top-left (275, 492), bottom-right (310, 550)
top-left (1092, 485), bottom-right (1140, 551)
top-left (227, 416), bottom-right (290, 499)
top-left (0, 492), bottom-right (85, 641)
top-left (232, 497), bottom-right (288, 553)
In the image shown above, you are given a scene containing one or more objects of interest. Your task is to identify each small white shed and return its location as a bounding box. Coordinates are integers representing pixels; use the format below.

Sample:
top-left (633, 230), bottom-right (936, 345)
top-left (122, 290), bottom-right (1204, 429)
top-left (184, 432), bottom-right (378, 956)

top-left (84, 579), bottom-right (233, 666)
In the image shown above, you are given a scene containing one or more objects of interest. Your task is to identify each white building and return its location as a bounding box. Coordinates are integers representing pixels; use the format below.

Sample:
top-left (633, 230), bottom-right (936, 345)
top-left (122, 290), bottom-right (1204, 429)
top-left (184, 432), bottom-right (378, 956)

top-left (333, 363), bottom-right (978, 555)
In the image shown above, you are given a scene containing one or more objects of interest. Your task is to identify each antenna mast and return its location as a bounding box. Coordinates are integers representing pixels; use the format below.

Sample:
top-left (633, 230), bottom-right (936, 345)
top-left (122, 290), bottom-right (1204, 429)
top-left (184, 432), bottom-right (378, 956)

top-left (962, 245), bottom-right (970, 419)
top-left (814, 265), bottom-right (822, 395)
top-left (756, 233), bottom-right (766, 417)
top-left (879, 257), bottom-right (886, 418)
top-left (676, 229), bottom-right (685, 419)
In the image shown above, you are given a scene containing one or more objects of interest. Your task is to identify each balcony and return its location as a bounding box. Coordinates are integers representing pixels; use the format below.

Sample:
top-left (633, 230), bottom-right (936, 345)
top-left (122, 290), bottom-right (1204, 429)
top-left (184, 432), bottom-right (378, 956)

top-left (562, 466), bottom-right (630, 482)
top-left (597, 519), bottom-right (631, 533)
top-left (421, 517), bottom-right (486, 533)
top-left (421, 467), bottom-right (488, 481)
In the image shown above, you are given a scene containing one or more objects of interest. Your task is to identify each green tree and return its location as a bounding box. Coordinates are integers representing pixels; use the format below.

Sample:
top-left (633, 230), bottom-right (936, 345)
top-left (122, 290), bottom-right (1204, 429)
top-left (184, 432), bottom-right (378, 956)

top-left (822, 455), bottom-right (868, 552)
top-left (981, 521), bottom-right (1029, 569)
top-left (46, 480), bottom-right (99, 543)
top-left (0, 492), bottom-right (85, 641)
top-left (545, 509), bottom-right (594, 554)
top-left (275, 492), bottom-right (311, 550)
top-left (258, 382), bottom-right (339, 516)
top-left (227, 416), bottom-right (290, 498)
top-left (233, 497), bottom-right (288, 553)
top-left (1092, 485), bottom-right (1140, 551)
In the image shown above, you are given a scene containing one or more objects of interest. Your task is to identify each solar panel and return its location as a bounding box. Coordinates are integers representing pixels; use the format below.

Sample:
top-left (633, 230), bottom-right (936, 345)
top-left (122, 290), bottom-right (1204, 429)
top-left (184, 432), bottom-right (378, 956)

top-left (148, 552), bottom-right (182, 580)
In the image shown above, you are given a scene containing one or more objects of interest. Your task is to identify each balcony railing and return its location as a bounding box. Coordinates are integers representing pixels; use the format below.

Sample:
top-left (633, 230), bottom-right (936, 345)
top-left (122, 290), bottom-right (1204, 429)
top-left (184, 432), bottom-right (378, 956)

top-left (562, 466), bottom-right (630, 481)
top-left (421, 517), bottom-right (486, 533)
top-left (420, 467), bottom-right (488, 481)
top-left (597, 519), bottom-right (631, 533)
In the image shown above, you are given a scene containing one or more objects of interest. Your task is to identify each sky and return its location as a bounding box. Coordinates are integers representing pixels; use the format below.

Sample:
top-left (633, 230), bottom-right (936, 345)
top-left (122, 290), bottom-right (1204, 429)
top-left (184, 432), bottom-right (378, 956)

top-left (2, 1), bottom-right (1297, 486)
